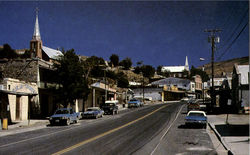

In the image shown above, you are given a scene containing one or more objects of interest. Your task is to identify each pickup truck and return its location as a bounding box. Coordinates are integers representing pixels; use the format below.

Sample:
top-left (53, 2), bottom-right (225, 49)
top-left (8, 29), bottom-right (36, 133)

top-left (49, 108), bottom-right (80, 126)
top-left (102, 100), bottom-right (119, 115)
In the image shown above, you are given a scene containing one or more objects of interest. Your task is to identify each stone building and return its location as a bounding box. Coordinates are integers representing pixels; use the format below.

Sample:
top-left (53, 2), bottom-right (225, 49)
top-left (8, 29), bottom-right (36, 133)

top-left (0, 11), bottom-right (63, 119)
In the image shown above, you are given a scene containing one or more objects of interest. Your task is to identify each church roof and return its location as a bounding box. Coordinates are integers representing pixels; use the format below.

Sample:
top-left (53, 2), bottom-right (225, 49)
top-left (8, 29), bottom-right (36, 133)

top-left (42, 46), bottom-right (63, 59)
top-left (162, 66), bottom-right (186, 73)
top-left (32, 13), bottom-right (41, 40)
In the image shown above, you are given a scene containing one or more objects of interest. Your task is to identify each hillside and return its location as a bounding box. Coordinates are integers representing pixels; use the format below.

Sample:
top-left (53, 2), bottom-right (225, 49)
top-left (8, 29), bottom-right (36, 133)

top-left (200, 56), bottom-right (249, 77)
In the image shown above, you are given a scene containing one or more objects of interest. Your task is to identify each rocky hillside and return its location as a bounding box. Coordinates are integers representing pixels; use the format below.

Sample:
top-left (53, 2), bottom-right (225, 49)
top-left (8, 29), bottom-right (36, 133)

top-left (200, 56), bottom-right (249, 77)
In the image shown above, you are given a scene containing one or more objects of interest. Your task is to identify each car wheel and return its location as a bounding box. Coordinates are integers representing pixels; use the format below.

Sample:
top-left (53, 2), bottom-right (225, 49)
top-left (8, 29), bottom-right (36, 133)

top-left (66, 119), bottom-right (70, 126)
top-left (204, 124), bottom-right (207, 129)
top-left (75, 118), bottom-right (79, 124)
top-left (49, 121), bottom-right (53, 126)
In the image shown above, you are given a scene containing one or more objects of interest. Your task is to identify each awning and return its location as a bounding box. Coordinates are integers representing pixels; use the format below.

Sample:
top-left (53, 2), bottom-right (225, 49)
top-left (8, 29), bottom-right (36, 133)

top-left (0, 89), bottom-right (37, 96)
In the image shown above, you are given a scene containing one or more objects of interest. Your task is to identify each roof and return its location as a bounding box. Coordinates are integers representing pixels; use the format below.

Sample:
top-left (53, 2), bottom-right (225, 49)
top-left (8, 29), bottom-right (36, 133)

top-left (162, 66), bottom-right (186, 73)
top-left (151, 77), bottom-right (190, 90)
top-left (237, 65), bottom-right (249, 85)
top-left (42, 46), bottom-right (63, 59)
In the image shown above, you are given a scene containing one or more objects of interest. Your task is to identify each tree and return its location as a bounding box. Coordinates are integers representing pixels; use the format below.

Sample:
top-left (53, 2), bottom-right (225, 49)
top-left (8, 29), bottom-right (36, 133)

top-left (53, 49), bottom-right (90, 107)
top-left (156, 65), bottom-right (163, 75)
top-left (117, 72), bottom-right (129, 88)
top-left (119, 57), bottom-right (132, 70)
top-left (0, 44), bottom-right (18, 59)
top-left (190, 65), bottom-right (209, 82)
top-left (141, 65), bottom-right (155, 78)
top-left (162, 70), bottom-right (171, 77)
top-left (109, 54), bottom-right (119, 67)
top-left (82, 56), bottom-right (105, 79)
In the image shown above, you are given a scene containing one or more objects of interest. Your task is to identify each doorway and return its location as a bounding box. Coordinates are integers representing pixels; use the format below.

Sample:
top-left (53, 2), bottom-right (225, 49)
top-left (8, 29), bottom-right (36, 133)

top-left (16, 96), bottom-right (21, 120)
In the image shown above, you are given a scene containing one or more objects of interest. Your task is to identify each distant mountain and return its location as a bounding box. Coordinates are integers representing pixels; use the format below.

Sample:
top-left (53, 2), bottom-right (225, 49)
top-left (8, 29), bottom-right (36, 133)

top-left (200, 56), bottom-right (249, 77)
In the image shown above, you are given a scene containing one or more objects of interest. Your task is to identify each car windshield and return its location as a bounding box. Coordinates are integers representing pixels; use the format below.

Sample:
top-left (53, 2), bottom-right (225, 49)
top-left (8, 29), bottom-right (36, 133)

top-left (87, 109), bottom-right (98, 111)
top-left (130, 99), bottom-right (137, 102)
top-left (188, 113), bottom-right (205, 117)
top-left (55, 109), bottom-right (69, 114)
top-left (105, 103), bottom-right (114, 106)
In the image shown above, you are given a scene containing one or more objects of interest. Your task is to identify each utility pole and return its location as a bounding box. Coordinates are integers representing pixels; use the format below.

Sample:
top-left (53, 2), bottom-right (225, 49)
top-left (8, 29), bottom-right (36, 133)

top-left (205, 29), bottom-right (221, 112)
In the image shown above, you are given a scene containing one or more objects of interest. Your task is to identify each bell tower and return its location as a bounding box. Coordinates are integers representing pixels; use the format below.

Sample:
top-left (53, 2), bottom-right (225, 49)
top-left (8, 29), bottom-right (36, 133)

top-left (30, 8), bottom-right (42, 59)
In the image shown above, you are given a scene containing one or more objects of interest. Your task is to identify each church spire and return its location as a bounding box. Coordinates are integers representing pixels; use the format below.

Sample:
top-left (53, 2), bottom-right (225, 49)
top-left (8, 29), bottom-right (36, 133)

top-left (185, 56), bottom-right (189, 71)
top-left (32, 7), bottom-right (41, 40)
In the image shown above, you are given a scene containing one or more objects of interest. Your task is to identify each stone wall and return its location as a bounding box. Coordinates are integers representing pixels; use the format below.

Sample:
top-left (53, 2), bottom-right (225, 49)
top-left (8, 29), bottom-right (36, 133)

top-left (0, 59), bottom-right (38, 83)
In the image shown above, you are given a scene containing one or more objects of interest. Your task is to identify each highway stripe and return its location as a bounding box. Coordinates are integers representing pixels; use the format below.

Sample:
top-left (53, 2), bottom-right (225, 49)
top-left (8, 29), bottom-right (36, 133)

top-left (52, 104), bottom-right (168, 155)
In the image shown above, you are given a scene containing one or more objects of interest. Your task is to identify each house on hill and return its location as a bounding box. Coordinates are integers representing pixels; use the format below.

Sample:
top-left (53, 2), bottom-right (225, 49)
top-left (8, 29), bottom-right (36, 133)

top-left (161, 56), bottom-right (189, 78)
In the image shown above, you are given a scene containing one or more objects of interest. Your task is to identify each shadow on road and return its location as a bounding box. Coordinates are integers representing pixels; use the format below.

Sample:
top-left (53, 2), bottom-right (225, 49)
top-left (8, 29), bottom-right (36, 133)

top-left (178, 124), bottom-right (205, 129)
top-left (215, 124), bottom-right (249, 136)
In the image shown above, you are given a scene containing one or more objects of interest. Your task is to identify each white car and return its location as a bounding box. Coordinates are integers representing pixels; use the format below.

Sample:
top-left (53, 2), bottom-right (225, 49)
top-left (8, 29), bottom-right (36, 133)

top-left (185, 110), bottom-right (207, 128)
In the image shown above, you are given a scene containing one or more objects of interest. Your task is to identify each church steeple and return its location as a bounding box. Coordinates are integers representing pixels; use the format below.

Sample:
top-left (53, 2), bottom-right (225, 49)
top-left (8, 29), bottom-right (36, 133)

top-left (32, 8), bottom-right (41, 40)
top-left (30, 7), bottom-right (43, 59)
top-left (185, 56), bottom-right (189, 71)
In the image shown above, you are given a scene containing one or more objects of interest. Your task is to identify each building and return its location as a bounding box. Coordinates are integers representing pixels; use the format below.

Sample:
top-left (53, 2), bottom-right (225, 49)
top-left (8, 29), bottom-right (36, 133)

top-left (161, 56), bottom-right (189, 78)
top-left (0, 78), bottom-right (38, 123)
top-left (193, 75), bottom-right (202, 99)
top-left (232, 64), bottom-right (249, 113)
top-left (0, 11), bottom-right (64, 120)
top-left (151, 77), bottom-right (191, 101)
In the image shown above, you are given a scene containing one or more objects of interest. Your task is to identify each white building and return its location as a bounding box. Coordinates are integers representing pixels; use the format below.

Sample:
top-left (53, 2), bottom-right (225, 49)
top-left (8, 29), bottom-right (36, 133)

top-left (161, 56), bottom-right (189, 78)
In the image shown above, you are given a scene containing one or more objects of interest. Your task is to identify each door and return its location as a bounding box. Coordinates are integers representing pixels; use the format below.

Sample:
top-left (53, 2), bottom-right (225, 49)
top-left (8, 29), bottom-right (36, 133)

top-left (16, 96), bottom-right (21, 120)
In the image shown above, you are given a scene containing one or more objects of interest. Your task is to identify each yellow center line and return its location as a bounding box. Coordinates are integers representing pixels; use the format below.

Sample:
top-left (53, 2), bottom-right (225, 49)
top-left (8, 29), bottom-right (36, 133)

top-left (52, 104), bottom-right (168, 155)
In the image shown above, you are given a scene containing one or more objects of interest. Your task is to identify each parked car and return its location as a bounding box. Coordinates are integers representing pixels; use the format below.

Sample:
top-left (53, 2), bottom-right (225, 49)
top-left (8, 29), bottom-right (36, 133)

top-left (181, 97), bottom-right (189, 102)
top-left (185, 110), bottom-right (207, 128)
top-left (187, 99), bottom-right (200, 112)
top-left (102, 100), bottom-right (119, 115)
top-left (49, 108), bottom-right (80, 126)
top-left (82, 107), bottom-right (104, 119)
top-left (128, 99), bottom-right (141, 108)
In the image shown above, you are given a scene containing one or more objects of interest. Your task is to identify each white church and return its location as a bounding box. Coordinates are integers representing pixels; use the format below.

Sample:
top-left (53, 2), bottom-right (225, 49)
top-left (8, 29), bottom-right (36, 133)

top-left (161, 56), bottom-right (189, 78)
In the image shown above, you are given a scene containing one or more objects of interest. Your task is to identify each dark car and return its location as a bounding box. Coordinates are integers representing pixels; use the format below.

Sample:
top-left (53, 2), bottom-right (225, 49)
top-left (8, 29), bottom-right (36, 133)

top-left (102, 100), bottom-right (119, 115)
top-left (185, 110), bottom-right (207, 128)
top-left (49, 108), bottom-right (79, 126)
top-left (82, 107), bottom-right (104, 119)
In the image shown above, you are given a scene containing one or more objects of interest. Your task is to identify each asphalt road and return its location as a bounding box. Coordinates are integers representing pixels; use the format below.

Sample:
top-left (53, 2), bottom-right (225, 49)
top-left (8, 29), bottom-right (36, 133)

top-left (0, 102), bottom-right (216, 155)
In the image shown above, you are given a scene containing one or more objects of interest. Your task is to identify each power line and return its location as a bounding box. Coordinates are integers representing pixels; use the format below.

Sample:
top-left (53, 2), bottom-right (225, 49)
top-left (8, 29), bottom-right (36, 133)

top-left (216, 21), bottom-right (248, 61)
top-left (217, 8), bottom-right (248, 52)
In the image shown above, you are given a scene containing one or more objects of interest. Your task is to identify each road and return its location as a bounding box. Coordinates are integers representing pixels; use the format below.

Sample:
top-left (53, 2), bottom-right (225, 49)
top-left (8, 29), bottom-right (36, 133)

top-left (0, 102), bottom-right (216, 155)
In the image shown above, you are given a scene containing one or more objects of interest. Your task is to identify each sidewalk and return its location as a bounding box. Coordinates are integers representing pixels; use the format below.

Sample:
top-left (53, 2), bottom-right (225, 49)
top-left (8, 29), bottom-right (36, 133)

top-left (0, 119), bottom-right (49, 137)
top-left (207, 114), bottom-right (249, 155)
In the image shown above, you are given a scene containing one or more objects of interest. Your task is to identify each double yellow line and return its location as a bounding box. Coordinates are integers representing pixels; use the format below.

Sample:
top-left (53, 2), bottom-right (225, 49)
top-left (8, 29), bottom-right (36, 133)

top-left (52, 105), bottom-right (167, 155)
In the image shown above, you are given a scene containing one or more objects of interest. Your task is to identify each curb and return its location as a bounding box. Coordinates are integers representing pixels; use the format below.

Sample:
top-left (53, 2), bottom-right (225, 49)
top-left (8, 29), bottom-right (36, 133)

top-left (208, 122), bottom-right (234, 155)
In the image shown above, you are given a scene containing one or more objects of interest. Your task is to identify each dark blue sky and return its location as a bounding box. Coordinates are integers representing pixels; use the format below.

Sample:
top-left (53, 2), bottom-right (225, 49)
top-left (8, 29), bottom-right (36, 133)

top-left (0, 1), bottom-right (248, 68)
